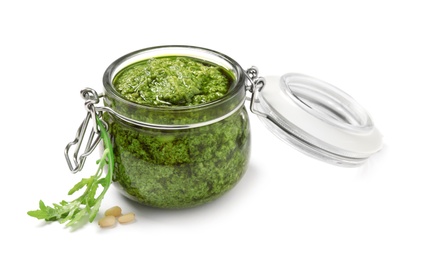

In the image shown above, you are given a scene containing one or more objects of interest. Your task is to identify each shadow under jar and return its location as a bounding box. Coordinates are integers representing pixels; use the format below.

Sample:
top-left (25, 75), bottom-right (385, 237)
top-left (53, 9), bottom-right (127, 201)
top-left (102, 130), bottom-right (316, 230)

top-left (102, 46), bottom-right (251, 209)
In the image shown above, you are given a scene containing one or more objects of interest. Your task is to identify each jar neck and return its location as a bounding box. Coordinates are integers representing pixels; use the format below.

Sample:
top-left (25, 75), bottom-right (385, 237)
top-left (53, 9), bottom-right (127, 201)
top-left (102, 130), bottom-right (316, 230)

top-left (102, 46), bottom-right (247, 129)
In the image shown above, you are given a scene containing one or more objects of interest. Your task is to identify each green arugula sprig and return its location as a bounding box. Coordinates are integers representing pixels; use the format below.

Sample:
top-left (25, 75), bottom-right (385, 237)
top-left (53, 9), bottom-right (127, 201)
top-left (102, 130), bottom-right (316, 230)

top-left (27, 117), bottom-right (114, 227)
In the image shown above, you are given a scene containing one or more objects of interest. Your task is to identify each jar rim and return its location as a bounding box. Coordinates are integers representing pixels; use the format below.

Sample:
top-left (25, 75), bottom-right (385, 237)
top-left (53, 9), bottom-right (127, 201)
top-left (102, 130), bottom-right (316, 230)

top-left (102, 45), bottom-right (246, 112)
top-left (101, 45), bottom-right (248, 128)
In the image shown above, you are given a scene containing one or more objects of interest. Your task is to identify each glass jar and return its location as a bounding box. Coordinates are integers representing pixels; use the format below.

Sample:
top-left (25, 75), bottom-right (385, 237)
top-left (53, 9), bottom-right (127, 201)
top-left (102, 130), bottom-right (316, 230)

top-left (65, 45), bottom-right (383, 209)
top-left (102, 46), bottom-right (250, 208)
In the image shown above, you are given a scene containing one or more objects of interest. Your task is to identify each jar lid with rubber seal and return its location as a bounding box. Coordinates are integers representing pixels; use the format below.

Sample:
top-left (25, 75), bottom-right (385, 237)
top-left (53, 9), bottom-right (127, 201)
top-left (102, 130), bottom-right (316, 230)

top-left (248, 70), bottom-right (383, 167)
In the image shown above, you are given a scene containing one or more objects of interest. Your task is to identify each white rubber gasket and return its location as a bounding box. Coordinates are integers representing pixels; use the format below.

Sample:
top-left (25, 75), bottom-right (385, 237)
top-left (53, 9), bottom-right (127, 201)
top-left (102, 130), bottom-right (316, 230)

top-left (256, 73), bottom-right (383, 166)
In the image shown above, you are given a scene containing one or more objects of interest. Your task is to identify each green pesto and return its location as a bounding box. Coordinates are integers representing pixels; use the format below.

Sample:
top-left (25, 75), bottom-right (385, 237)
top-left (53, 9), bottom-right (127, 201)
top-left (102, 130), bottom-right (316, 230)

top-left (106, 56), bottom-right (250, 208)
top-left (113, 57), bottom-right (233, 106)
top-left (107, 108), bottom-right (250, 208)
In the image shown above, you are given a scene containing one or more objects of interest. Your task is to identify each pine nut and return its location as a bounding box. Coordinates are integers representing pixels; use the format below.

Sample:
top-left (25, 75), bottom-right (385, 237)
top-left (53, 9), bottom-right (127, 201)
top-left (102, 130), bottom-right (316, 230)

top-left (105, 206), bottom-right (122, 217)
top-left (98, 215), bottom-right (116, 228)
top-left (118, 212), bottom-right (135, 224)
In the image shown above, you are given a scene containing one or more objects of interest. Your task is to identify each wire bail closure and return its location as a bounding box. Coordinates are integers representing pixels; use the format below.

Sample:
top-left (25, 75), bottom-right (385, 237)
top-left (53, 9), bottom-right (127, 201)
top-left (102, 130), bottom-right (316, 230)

top-left (245, 66), bottom-right (267, 117)
top-left (64, 88), bottom-right (107, 173)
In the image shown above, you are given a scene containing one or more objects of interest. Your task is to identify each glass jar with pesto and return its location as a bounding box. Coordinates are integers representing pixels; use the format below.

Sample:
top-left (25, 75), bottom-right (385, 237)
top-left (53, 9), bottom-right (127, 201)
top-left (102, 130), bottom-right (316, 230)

top-left (101, 46), bottom-right (251, 208)
top-left (65, 45), bottom-right (383, 209)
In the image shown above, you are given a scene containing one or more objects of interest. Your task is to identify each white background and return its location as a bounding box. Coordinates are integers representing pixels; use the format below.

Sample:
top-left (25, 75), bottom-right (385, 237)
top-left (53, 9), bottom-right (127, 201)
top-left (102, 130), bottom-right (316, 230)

top-left (1, 0), bottom-right (422, 259)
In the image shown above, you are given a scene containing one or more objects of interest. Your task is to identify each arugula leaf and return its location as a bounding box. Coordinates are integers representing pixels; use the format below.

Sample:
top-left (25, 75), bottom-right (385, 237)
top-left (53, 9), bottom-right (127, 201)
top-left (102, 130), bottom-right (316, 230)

top-left (27, 116), bottom-right (114, 228)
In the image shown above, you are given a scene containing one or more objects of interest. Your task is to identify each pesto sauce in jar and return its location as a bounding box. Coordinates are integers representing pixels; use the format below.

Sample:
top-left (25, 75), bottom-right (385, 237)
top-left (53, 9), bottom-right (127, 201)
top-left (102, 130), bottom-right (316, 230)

top-left (113, 56), bottom-right (234, 106)
top-left (107, 55), bottom-right (250, 209)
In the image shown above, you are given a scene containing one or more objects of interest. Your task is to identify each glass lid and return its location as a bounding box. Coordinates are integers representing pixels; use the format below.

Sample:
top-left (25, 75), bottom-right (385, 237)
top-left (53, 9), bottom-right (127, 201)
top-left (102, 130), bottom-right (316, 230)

top-left (250, 73), bottom-right (383, 167)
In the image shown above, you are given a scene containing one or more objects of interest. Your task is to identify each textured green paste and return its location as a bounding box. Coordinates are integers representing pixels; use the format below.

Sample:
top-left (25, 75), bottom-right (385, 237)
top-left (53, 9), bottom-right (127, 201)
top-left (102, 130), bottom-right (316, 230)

top-left (113, 57), bottom-right (232, 106)
top-left (107, 56), bottom-right (250, 208)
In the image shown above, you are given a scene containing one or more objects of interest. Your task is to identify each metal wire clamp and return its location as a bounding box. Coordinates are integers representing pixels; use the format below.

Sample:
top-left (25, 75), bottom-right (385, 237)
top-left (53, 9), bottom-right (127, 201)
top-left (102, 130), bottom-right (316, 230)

top-left (64, 88), bottom-right (107, 173)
